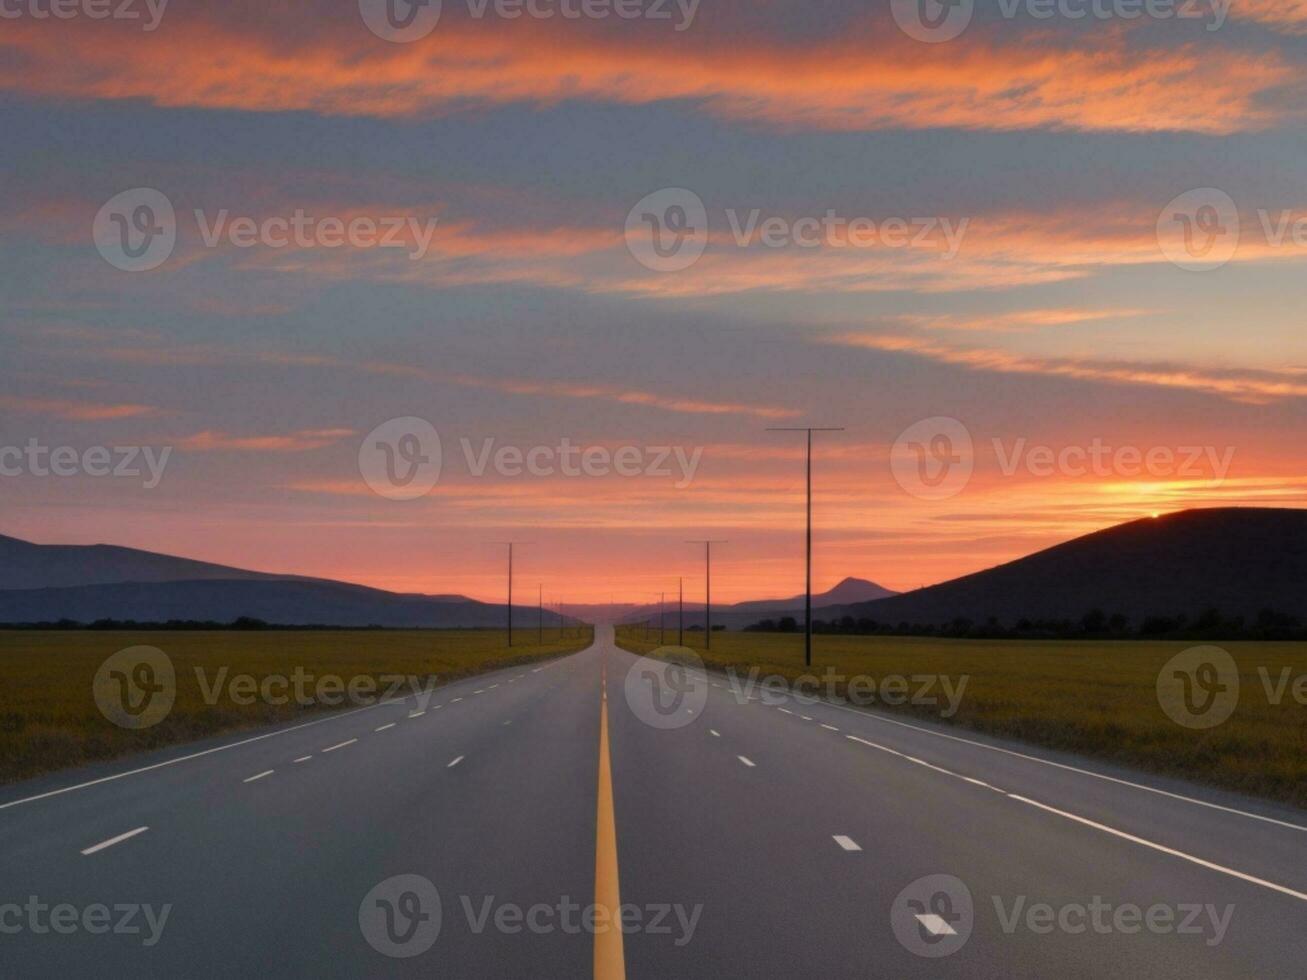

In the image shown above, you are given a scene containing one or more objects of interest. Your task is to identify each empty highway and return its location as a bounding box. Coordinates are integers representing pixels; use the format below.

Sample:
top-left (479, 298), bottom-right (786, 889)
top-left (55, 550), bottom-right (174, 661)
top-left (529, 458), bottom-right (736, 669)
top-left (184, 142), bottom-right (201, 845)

top-left (1, 627), bottom-right (1304, 978)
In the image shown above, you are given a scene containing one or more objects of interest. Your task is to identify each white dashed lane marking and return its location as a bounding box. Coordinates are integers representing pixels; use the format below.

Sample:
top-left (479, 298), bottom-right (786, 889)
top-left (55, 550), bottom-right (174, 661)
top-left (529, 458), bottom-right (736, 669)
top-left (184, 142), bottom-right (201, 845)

top-left (916, 914), bottom-right (957, 937)
top-left (81, 827), bottom-right (148, 856)
top-left (243, 770), bottom-right (274, 784)
top-left (447, 756), bottom-right (465, 768)
top-left (322, 739), bottom-right (357, 753)
top-left (738, 756), bottom-right (756, 768)
top-left (833, 835), bottom-right (862, 852)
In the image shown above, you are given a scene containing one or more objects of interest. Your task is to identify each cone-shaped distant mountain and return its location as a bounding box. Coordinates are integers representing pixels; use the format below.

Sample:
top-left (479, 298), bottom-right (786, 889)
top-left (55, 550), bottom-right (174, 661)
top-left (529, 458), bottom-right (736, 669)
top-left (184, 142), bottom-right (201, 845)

top-left (3, 508), bottom-right (1305, 627)
top-left (730, 577), bottom-right (898, 611)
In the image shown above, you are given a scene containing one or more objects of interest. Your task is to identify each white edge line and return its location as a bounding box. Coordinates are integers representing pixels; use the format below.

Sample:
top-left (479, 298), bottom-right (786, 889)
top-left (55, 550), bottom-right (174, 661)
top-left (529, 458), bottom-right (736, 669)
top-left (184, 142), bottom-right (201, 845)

top-left (819, 696), bottom-right (1307, 833)
top-left (80, 826), bottom-right (148, 855)
top-left (1008, 794), bottom-right (1307, 903)
top-left (695, 661), bottom-right (1305, 833)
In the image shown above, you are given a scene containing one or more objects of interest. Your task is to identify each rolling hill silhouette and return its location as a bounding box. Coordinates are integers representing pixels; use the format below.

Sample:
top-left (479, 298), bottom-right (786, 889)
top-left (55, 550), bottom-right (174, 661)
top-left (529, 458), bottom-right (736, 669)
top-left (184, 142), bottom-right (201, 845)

top-left (824, 508), bottom-right (1307, 627)
top-left (0, 533), bottom-right (534, 627)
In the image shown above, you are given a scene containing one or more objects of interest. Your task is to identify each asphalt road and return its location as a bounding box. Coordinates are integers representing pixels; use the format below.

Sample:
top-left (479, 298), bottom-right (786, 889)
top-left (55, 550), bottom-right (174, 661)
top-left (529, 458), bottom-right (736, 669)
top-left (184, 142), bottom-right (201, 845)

top-left (1, 626), bottom-right (1304, 977)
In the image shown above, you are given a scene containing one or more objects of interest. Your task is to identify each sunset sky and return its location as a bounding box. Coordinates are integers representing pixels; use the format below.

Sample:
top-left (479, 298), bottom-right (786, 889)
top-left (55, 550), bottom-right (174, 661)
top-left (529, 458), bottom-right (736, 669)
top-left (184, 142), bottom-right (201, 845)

top-left (3, 0), bottom-right (1306, 603)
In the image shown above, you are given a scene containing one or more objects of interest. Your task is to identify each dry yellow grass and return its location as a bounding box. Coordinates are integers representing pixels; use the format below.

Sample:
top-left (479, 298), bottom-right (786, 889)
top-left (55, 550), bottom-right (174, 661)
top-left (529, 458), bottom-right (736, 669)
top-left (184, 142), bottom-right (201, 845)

top-left (0, 627), bottom-right (593, 784)
top-left (616, 627), bottom-right (1307, 808)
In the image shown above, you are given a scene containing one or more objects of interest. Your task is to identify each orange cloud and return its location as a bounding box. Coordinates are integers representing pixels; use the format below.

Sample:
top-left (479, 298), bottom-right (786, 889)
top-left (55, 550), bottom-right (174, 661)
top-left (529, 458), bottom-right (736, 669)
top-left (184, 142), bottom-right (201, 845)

top-left (1232, 0), bottom-right (1307, 33)
top-left (885, 308), bottom-right (1152, 333)
top-left (831, 333), bottom-right (1307, 404)
top-left (447, 375), bottom-right (801, 420)
top-left (174, 428), bottom-right (354, 452)
top-left (0, 12), bottom-right (1296, 133)
top-left (0, 395), bottom-right (157, 420)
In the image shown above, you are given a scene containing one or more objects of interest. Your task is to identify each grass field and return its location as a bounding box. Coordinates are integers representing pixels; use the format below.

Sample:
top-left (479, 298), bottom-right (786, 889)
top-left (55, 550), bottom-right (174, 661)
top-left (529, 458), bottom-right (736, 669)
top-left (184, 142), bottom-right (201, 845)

top-left (615, 626), bottom-right (1307, 809)
top-left (0, 627), bottom-right (593, 785)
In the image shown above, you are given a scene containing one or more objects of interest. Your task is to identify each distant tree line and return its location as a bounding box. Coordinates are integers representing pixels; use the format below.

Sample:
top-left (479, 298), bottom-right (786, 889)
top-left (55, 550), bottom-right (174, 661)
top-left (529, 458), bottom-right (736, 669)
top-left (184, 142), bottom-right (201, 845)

top-left (744, 608), bottom-right (1307, 641)
top-left (3, 618), bottom-right (450, 631)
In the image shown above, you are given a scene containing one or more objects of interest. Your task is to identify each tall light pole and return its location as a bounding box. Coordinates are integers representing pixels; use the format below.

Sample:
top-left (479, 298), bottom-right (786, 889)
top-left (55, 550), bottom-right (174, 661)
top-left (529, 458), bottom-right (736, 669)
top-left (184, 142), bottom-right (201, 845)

top-left (766, 426), bottom-right (845, 668)
top-left (685, 540), bottom-right (727, 649)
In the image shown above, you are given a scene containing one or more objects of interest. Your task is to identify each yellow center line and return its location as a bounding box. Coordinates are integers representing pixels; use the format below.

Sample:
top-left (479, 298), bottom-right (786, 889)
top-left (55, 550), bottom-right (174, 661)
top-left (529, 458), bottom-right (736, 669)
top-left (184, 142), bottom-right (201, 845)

top-left (594, 654), bottom-right (626, 980)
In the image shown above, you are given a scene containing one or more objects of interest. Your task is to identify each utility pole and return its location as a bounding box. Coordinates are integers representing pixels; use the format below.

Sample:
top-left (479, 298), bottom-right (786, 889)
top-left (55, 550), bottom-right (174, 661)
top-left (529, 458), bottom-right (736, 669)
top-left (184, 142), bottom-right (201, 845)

top-left (660, 591), bottom-right (666, 645)
top-left (494, 541), bottom-right (531, 647)
top-left (538, 583), bottom-right (543, 645)
top-left (685, 540), bottom-right (727, 649)
top-left (678, 576), bottom-right (683, 646)
top-left (766, 426), bottom-right (845, 668)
